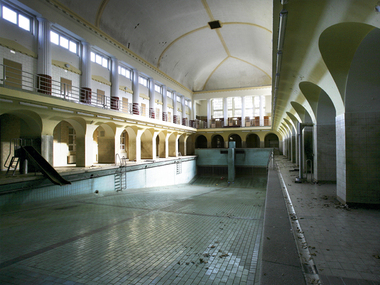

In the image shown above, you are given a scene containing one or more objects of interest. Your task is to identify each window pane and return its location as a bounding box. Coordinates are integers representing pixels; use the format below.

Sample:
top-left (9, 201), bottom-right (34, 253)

top-left (227, 97), bottom-right (232, 109)
top-left (125, 69), bottom-right (131, 79)
top-left (102, 57), bottom-right (108, 68)
top-left (2, 6), bottom-right (17, 24)
top-left (60, 36), bottom-right (69, 49)
top-left (234, 97), bottom-right (242, 109)
top-left (91, 52), bottom-right (95, 62)
top-left (50, 31), bottom-right (59, 45)
top-left (69, 41), bottom-right (77, 53)
top-left (167, 91), bottom-right (172, 98)
top-left (95, 54), bottom-right (102, 64)
top-left (18, 14), bottom-right (30, 31)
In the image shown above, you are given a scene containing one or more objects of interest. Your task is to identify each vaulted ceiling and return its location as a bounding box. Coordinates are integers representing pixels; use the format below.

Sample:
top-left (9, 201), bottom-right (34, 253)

top-left (56, 0), bottom-right (273, 92)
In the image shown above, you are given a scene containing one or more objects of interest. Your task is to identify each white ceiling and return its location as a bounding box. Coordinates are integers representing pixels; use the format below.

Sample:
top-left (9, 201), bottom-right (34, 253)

top-left (56, 0), bottom-right (273, 92)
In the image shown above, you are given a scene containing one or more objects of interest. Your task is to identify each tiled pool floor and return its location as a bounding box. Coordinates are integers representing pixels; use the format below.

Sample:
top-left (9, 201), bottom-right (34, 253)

top-left (0, 181), bottom-right (266, 285)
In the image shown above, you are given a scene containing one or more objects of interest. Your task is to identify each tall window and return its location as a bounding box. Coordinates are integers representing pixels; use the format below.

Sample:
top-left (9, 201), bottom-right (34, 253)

top-left (118, 66), bottom-right (131, 79)
top-left (50, 30), bottom-right (78, 54)
top-left (245, 96), bottom-right (254, 119)
top-left (227, 97), bottom-right (242, 117)
top-left (68, 127), bottom-right (76, 152)
top-left (1, 5), bottom-right (31, 32)
top-left (155, 84), bottom-right (162, 94)
top-left (120, 131), bottom-right (126, 150)
top-left (212, 98), bottom-right (223, 118)
top-left (91, 51), bottom-right (109, 68)
top-left (167, 91), bottom-right (172, 98)
top-left (139, 76), bottom-right (148, 87)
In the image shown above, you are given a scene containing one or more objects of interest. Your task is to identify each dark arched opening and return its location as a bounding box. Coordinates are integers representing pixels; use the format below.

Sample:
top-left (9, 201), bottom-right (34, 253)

top-left (228, 134), bottom-right (242, 148)
top-left (264, 133), bottom-right (279, 148)
top-left (211, 135), bottom-right (224, 148)
top-left (195, 135), bottom-right (207, 148)
top-left (246, 134), bottom-right (260, 148)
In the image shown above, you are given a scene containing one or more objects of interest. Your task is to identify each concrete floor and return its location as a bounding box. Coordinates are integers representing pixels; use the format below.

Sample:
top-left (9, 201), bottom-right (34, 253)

top-left (0, 175), bottom-right (266, 285)
top-left (275, 156), bottom-right (380, 285)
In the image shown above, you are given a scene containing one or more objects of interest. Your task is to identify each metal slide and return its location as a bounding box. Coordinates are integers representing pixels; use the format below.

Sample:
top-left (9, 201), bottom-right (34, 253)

top-left (21, 146), bottom-right (71, 186)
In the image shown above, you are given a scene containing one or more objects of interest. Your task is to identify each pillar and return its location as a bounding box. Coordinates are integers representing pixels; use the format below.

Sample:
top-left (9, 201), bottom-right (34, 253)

top-left (165, 133), bottom-right (170, 158)
top-left (135, 128), bottom-right (144, 162)
top-left (207, 99), bottom-right (211, 128)
top-left (259, 95), bottom-right (264, 126)
top-left (224, 97), bottom-right (228, 127)
top-left (182, 97), bottom-right (186, 126)
top-left (37, 18), bottom-right (52, 95)
top-left (132, 69), bottom-right (140, 115)
top-left (192, 100), bottom-right (197, 121)
top-left (41, 135), bottom-right (53, 164)
top-left (241, 96), bottom-right (245, 127)
top-left (149, 78), bottom-right (155, 119)
top-left (173, 92), bottom-right (178, 124)
top-left (80, 41), bottom-right (92, 104)
top-left (152, 131), bottom-right (160, 159)
top-left (162, 85), bottom-right (167, 121)
top-left (110, 57), bottom-right (119, 110)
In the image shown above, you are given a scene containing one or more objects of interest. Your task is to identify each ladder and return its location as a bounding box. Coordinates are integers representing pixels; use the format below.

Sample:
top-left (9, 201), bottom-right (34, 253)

top-left (6, 156), bottom-right (20, 176)
top-left (114, 155), bottom-right (128, 192)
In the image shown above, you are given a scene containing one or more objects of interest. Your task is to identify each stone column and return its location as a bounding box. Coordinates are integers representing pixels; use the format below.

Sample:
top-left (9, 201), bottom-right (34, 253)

top-left (207, 99), bottom-right (211, 128)
top-left (182, 96), bottom-right (186, 126)
top-left (111, 57), bottom-right (119, 110)
top-left (41, 135), bottom-right (53, 164)
top-left (224, 97), bottom-right (228, 127)
top-left (173, 91), bottom-right (178, 124)
top-left (80, 41), bottom-right (92, 104)
top-left (37, 18), bottom-right (52, 95)
top-left (132, 69), bottom-right (140, 115)
top-left (162, 85), bottom-right (167, 121)
top-left (241, 96), bottom-right (245, 127)
top-left (260, 95), bottom-right (264, 126)
top-left (149, 78), bottom-right (155, 119)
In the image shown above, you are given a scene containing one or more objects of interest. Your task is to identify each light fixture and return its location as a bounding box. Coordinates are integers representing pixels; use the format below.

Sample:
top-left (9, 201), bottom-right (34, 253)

top-left (64, 63), bottom-right (70, 68)
top-left (277, 10), bottom-right (288, 51)
top-left (276, 51), bottom-right (283, 74)
top-left (10, 50), bottom-right (16, 54)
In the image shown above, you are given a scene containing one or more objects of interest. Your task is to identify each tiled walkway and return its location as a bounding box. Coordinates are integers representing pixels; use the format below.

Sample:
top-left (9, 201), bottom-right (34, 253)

top-left (0, 178), bottom-right (266, 285)
top-left (276, 156), bottom-right (380, 285)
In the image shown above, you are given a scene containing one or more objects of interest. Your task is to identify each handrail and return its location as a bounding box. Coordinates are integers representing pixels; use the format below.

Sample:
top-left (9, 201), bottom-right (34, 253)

top-left (1, 64), bottom-right (146, 116)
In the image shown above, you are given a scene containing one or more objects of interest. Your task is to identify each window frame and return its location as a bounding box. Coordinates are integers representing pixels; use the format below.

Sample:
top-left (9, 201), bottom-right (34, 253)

top-left (50, 29), bottom-right (79, 55)
top-left (118, 66), bottom-right (131, 79)
top-left (138, 76), bottom-right (148, 87)
top-left (90, 51), bottom-right (109, 69)
top-left (1, 4), bottom-right (33, 32)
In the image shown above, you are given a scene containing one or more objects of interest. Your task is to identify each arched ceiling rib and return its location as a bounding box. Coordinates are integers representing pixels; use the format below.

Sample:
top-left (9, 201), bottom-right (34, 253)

top-left (55, 0), bottom-right (273, 92)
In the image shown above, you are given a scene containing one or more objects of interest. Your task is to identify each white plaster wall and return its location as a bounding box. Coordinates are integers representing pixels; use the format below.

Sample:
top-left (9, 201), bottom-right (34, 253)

top-left (0, 18), bottom-right (36, 51)
top-left (51, 44), bottom-right (80, 69)
top-left (0, 46), bottom-right (37, 91)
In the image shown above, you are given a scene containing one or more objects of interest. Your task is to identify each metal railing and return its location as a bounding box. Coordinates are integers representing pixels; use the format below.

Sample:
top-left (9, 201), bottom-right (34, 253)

top-left (1, 64), bottom-right (148, 117)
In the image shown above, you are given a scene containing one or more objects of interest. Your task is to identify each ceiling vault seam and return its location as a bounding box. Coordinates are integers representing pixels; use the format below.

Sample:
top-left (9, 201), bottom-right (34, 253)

top-left (201, 0), bottom-right (215, 21)
top-left (157, 26), bottom-right (209, 68)
top-left (95, 0), bottom-right (110, 27)
top-left (230, 56), bottom-right (271, 79)
top-left (202, 56), bottom-right (229, 91)
top-left (222, 22), bottom-right (272, 34)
